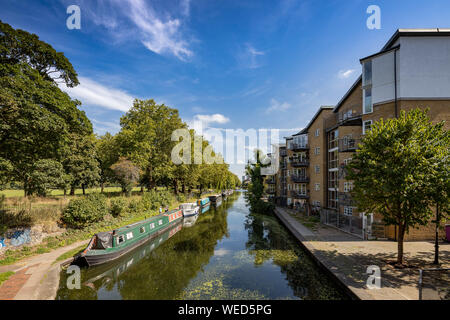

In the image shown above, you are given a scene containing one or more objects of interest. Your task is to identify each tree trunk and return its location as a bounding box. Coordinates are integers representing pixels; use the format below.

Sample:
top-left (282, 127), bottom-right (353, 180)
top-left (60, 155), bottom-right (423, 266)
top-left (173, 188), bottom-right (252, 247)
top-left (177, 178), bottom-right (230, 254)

top-left (182, 183), bottom-right (186, 194)
top-left (173, 179), bottom-right (178, 195)
top-left (434, 203), bottom-right (440, 264)
top-left (397, 223), bottom-right (405, 265)
top-left (70, 186), bottom-right (75, 196)
top-left (82, 185), bottom-right (86, 195)
top-left (100, 182), bottom-right (104, 193)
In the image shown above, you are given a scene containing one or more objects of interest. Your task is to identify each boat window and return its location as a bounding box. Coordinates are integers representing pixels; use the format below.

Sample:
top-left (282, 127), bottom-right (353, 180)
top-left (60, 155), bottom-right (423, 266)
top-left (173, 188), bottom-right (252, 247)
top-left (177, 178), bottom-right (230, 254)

top-left (140, 226), bottom-right (145, 233)
top-left (126, 232), bottom-right (133, 240)
top-left (158, 220), bottom-right (163, 225)
top-left (118, 235), bottom-right (125, 244)
top-left (150, 223), bottom-right (155, 229)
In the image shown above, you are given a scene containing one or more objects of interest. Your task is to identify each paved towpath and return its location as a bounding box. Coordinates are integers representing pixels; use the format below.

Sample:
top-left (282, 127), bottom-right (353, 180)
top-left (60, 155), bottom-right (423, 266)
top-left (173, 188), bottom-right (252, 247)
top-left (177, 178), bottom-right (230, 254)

top-left (275, 207), bottom-right (449, 300)
top-left (0, 240), bottom-right (88, 300)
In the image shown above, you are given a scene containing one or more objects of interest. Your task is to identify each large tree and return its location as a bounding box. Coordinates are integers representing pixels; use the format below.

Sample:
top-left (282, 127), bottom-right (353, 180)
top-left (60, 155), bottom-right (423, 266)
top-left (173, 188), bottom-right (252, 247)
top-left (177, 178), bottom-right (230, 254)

top-left (96, 133), bottom-right (120, 193)
top-left (0, 21), bottom-right (92, 195)
top-left (346, 109), bottom-right (448, 265)
top-left (116, 99), bottom-right (186, 190)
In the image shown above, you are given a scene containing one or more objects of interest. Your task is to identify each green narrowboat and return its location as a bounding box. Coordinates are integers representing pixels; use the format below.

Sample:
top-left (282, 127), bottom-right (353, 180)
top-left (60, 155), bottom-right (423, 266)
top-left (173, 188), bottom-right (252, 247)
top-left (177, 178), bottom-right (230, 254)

top-left (209, 194), bottom-right (222, 207)
top-left (75, 208), bottom-right (183, 267)
top-left (82, 223), bottom-right (183, 288)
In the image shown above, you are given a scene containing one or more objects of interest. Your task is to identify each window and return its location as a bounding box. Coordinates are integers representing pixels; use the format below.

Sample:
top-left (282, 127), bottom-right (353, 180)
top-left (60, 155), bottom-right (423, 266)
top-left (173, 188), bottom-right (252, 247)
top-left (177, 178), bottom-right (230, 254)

top-left (126, 232), bottom-right (133, 240)
top-left (118, 235), bottom-right (125, 244)
top-left (315, 147), bottom-right (320, 155)
top-left (315, 165), bottom-right (320, 174)
top-left (344, 206), bottom-right (353, 216)
top-left (299, 184), bottom-right (307, 195)
top-left (313, 201), bottom-right (321, 207)
top-left (315, 183), bottom-right (320, 191)
top-left (363, 60), bottom-right (372, 86)
top-left (288, 184), bottom-right (291, 191)
top-left (315, 129), bottom-right (320, 137)
top-left (343, 158), bottom-right (352, 165)
top-left (150, 223), bottom-right (155, 229)
top-left (139, 226), bottom-right (145, 233)
top-left (344, 182), bottom-right (354, 192)
top-left (364, 88), bottom-right (372, 114)
top-left (363, 120), bottom-right (372, 134)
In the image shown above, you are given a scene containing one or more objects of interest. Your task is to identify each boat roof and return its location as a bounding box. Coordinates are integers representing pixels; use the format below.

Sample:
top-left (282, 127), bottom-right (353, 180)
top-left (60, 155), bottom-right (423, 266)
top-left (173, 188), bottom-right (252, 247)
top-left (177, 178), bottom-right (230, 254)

top-left (114, 208), bottom-right (181, 233)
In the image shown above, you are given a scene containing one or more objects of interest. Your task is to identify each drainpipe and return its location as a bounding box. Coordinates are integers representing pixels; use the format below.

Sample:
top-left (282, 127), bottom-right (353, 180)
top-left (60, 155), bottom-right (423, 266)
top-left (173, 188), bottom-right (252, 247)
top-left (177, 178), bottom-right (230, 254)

top-left (394, 48), bottom-right (399, 118)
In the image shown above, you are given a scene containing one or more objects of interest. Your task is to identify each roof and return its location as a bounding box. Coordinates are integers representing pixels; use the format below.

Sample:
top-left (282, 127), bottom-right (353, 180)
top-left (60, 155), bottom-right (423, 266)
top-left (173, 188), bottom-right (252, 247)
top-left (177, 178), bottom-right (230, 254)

top-left (332, 75), bottom-right (362, 113)
top-left (297, 106), bottom-right (334, 134)
top-left (382, 28), bottom-right (450, 51)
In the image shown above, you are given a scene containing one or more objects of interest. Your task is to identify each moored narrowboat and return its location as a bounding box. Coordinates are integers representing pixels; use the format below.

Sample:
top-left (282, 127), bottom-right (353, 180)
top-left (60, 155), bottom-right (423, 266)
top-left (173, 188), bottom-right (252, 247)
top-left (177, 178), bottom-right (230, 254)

top-left (75, 208), bottom-right (183, 267)
top-left (179, 202), bottom-right (200, 217)
top-left (209, 194), bottom-right (222, 207)
top-left (197, 197), bottom-right (211, 213)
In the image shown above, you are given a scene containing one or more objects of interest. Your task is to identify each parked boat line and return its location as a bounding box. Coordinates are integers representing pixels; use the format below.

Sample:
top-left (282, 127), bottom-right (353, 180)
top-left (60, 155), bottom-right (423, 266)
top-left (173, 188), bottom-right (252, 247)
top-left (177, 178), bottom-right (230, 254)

top-left (75, 192), bottom-right (235, 267)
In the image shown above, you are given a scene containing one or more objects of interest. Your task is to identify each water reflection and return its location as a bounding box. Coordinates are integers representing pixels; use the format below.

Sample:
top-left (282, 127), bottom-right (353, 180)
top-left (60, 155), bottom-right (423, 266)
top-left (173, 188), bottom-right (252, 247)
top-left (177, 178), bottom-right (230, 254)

top-left (57, 193), bottom-right (347, 300)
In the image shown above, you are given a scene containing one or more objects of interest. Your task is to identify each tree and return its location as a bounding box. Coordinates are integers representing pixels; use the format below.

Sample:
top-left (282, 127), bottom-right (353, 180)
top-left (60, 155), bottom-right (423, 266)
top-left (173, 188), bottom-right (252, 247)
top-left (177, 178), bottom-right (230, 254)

top-left (0, 21), bottom-right (91, 195)
top-left (96, 133), bottom-right (120, 193)
top-left (111, 157), bottom-right (140, 196)
top-left (346, 109), bottom-right (447, 265)
top-left (245, 149), bottom-right (273, 213)
top-left (27, 159), bottom-right (66, 197)
top-left (64, 134), bottom-right (101, 195)
top-left (116, 99), bottom-right (186, 190)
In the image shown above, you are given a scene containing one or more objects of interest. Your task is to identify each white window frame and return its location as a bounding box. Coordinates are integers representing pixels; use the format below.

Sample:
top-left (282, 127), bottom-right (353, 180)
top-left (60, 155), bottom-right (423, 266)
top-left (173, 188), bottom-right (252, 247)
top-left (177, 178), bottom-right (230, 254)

top-left (363, 120), bottom-right (373, 135)
top-left (315, 183), bottom-right (320, 191)
top-left (315, 129), bottom-right (320, 137)
top-left (126, 232), bottom-right (133, 240)
top-left (315, 165), bottom-right (320, 174)
top-left (363, 88), bottom-right (373, 114)
top-left (344, 206), bottom-right (353, 216)
top-left (315, 147), bottom-right (320, 155)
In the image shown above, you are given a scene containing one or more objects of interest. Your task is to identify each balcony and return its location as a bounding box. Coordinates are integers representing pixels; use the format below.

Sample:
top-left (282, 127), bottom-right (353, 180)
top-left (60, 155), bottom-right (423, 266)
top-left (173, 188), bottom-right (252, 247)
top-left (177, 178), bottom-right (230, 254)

top-left (291, 175), bottom-right (309, 183)
top-left (266, 189), bottom-right (276, 195)
top-left (280, 149), bottom-right (287, 157)
top-left (291, 191), bottom-right (309, 199)
top-left (338, 192), bottom-right (354, 206)
top-left (290, 143), bottom-right (309, 151)
top-left (338, 137), bottom-right (361, 152)
top-left (338, 109), bottom-right (362, 126)
top-left (290, 157), bottom-right (309, 167)
top-left (280, 162), bottom-right (287, 169)
top-left (266, 178), bottom-right (276, 184)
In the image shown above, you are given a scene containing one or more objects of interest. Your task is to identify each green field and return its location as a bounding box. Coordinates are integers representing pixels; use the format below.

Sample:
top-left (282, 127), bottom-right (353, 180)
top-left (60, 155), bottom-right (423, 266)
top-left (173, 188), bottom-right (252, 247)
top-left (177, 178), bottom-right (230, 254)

top-left (0, 187), bottom-right (143, 198)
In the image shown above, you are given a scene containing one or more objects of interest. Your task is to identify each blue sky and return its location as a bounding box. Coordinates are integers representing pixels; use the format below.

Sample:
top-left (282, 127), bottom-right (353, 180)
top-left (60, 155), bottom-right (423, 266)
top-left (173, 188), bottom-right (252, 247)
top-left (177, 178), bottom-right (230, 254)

top-left (1, 0), bottom-right (450, 177)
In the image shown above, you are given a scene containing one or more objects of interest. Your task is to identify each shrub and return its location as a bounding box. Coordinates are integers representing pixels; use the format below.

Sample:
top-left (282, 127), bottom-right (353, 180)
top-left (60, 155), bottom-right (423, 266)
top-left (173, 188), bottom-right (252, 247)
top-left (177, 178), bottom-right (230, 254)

top-left (110, 197), bottom-right (127, 217)
top-left (62, 193), bottom-right (108, 229)
top-left (140, 190), bottom-right (174, 211)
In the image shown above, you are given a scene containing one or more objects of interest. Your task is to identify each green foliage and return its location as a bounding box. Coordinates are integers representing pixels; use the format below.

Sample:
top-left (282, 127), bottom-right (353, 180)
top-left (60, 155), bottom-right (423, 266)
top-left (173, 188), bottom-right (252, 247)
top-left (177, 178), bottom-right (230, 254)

top-left (109, 197), bottom-right (128, 217)
top-left (96, 133), bottom-right (119, 190)
top-left (111, 157), bottom-right (140, 195)
top-left (245, 149), bottom-right (273, 214)
top-left (140, 190), bottom-right (173, 211)
top-left (346, 109), bottom-right (449, 264)
top-left (62, 193), bottom-right (108, 229)
top-left (27, 159), bottom-right (66, 197)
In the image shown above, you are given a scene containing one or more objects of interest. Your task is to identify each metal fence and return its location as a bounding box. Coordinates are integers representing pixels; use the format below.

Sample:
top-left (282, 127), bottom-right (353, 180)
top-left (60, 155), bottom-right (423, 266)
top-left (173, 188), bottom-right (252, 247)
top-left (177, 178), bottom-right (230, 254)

top-left (319, 209), bottom-right (366, 238)
top-left (419, 268), bottom-right (450, 300)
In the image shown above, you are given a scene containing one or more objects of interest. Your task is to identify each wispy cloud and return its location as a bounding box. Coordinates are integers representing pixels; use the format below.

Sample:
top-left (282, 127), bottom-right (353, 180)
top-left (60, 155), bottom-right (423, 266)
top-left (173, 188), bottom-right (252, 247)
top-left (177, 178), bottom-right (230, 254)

top-left (193, 113), bottom-right (230, 127)
top-left (236, 43), bottom-right (266, 69)
top-left (91, 119), bottom-right (121, 135)
top-left (73, 0), bottom-right (193, 60)
top-left (337, 69), bottom-right (356, 79)
top-left (61, 76), bottom-right (134, 112)
top-left (266, 98), bottom-right (291, 113)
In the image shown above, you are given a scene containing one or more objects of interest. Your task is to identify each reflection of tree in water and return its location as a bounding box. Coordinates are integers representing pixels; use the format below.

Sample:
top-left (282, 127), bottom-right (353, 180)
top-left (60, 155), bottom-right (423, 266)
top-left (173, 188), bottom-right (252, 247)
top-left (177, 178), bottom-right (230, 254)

top-left (117, 197), bottom-right (234, 299)
top-left (57, 195), bottom-right (238, 300)
top-left (244, 211), bottom-right (348, 300)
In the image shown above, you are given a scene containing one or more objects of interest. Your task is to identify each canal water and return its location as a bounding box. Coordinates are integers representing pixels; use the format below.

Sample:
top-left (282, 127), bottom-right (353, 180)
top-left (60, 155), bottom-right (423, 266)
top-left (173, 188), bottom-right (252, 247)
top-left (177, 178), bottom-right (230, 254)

top-left (56, 193), bottom-right (348, 300)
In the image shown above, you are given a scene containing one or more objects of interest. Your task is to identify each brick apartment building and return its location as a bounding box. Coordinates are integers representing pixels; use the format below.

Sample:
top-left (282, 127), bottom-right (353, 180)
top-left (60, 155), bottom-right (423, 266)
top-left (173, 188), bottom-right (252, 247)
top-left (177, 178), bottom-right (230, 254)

top-left (271, 29), bottom-right (450, 241)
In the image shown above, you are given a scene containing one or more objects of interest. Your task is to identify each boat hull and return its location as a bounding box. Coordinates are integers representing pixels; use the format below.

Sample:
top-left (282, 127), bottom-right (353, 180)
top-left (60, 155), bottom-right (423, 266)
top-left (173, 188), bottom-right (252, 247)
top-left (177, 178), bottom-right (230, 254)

top-left (76, 220), bottom-right (182, 267)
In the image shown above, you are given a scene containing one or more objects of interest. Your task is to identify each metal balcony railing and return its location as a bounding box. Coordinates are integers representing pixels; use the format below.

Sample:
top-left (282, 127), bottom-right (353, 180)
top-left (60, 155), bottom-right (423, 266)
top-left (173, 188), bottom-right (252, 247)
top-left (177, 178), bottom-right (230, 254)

top-left (338, 192), bottom-right (354, 206)
top-left (280, 149), bottom-right (287, 157)
top-left (290, 158), bottom-right (309, 167)
top-left (291, 175), bottom-right (309, 183)
top-left (290, 143), bottom-right (309, 151)
top-left (339, 138), bottom-right (361, 152)
top-left (291, 191), bottom-right (309, 199)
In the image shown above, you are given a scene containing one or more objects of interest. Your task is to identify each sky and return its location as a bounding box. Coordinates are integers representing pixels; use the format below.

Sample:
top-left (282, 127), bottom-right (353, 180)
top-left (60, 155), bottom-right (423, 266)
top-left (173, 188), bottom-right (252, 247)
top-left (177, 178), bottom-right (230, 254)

top-left (2, 0), bottom-right (450, 178)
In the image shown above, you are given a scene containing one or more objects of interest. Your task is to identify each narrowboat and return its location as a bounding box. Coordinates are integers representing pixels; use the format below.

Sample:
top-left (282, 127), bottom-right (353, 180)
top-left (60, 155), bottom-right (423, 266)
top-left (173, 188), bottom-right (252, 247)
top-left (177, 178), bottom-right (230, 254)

top-left (209, 194), bottom-right (222, 207)
top-left (75, 208), bottom-right (183, 267)
top-left (179, 202), bottom-right (200, 217)
top-left (82, 223), bottom-right (183, 288)
top-left (197, 197), bottom-right (211, 213)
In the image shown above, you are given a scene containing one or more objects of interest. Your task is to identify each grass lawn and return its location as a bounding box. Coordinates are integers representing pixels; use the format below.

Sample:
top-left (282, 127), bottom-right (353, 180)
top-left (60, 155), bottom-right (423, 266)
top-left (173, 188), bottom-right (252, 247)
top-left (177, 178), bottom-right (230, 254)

top-left (0, 271), bottom-right (14, 287)
top-left (0, 186), bottom-right (143, 198)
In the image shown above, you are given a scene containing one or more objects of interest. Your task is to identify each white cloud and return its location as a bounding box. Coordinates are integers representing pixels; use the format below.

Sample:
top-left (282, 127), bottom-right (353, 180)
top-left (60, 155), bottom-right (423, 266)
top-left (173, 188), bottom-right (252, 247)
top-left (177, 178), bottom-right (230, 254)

top-left (193, 114), bottom-right (230, 127)
top-left (61, 77), bottom-right (134, 112)
top-left (236, 43), bottom-right (265, 69)
top-left (91, 119), bottom-right (121, 135)
top-left (76, 0), bottom-right (192, 60)
top-left (266, 98), bottom-right (291, 113)
top-left (337, 69), bottom-right (356, 79)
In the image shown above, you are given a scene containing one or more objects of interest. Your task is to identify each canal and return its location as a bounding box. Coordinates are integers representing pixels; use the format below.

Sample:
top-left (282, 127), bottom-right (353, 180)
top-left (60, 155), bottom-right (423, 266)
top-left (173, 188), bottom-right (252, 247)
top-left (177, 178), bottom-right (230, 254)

top-left (56, 193), bottom-right (348, 300)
